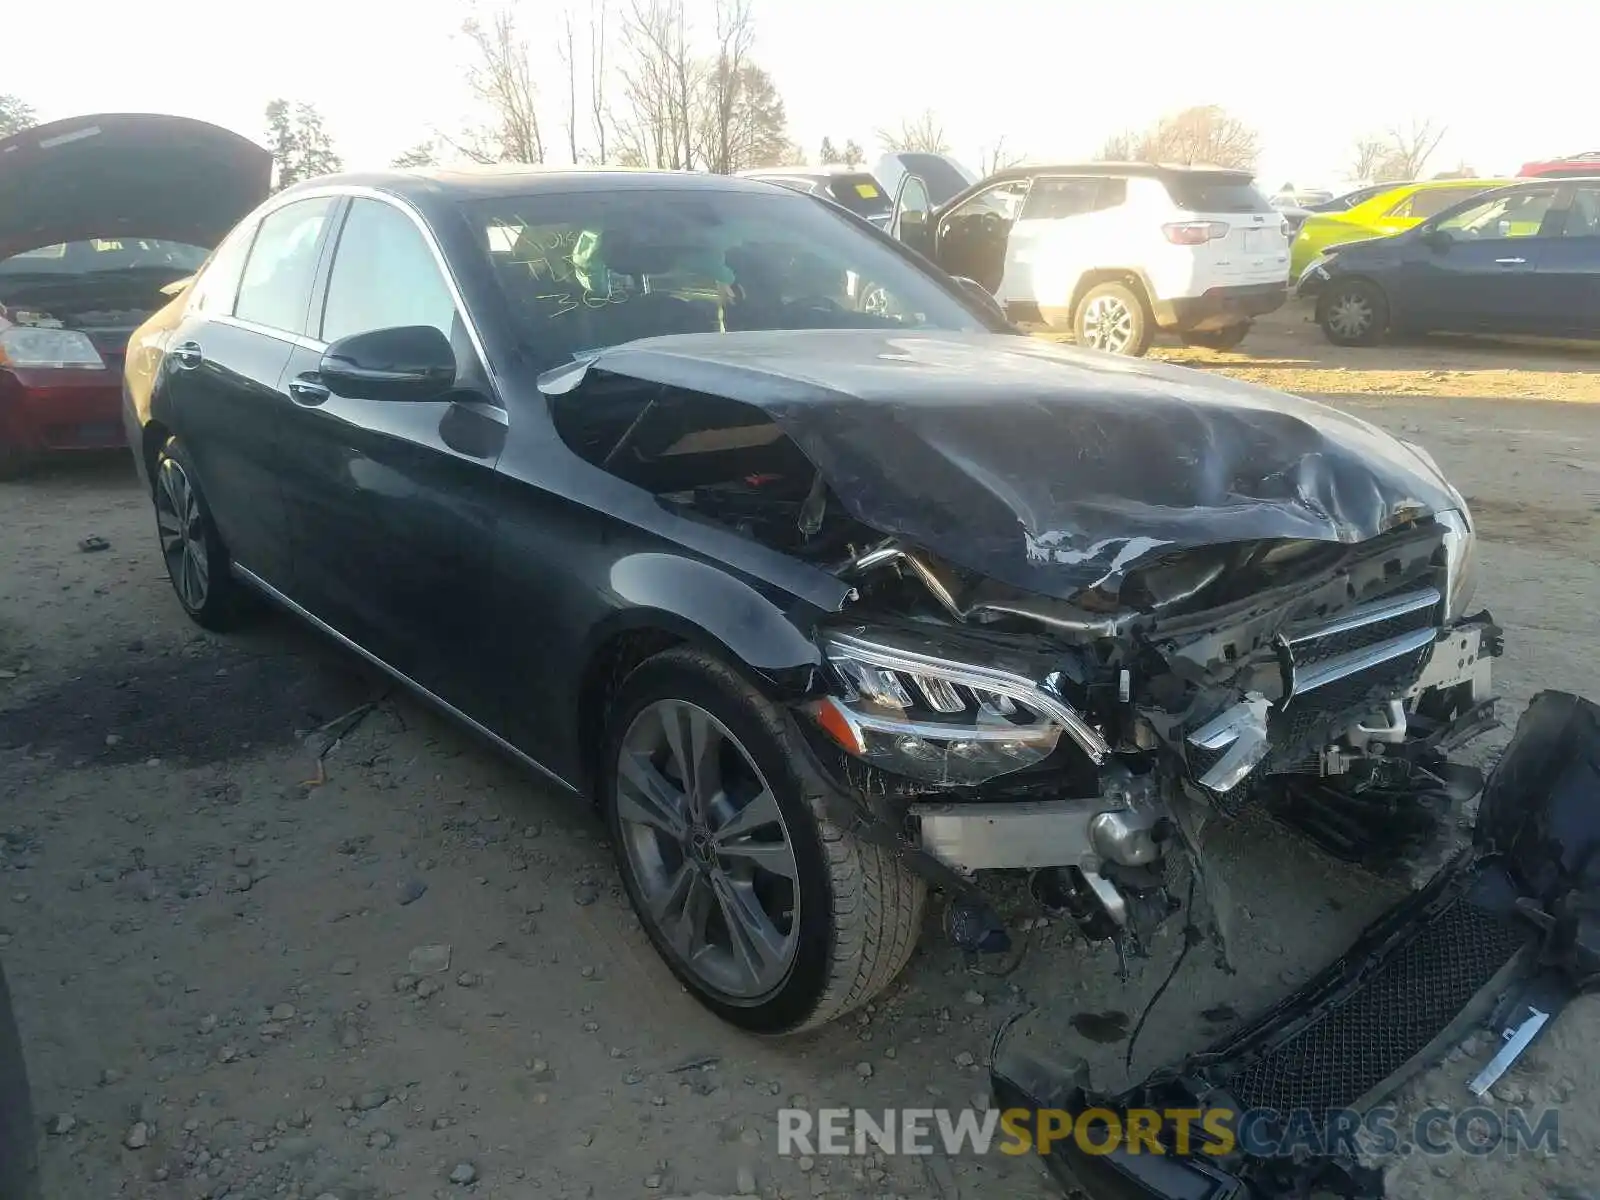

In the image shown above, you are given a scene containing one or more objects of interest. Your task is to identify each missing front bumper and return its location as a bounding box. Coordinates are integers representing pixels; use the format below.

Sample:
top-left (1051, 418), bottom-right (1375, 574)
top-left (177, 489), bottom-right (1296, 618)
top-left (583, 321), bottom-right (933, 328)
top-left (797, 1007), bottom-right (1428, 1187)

top-left (991, 690), bottom-right (1600, 1200)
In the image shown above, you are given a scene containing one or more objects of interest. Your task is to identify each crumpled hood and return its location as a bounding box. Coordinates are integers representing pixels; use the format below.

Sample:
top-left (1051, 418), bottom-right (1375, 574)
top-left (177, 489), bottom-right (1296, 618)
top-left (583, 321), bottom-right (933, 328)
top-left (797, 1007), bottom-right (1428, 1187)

top-left (0, 113), bottom-right (271, 261)
top-left (540, 329), bottom-right (1458, 599)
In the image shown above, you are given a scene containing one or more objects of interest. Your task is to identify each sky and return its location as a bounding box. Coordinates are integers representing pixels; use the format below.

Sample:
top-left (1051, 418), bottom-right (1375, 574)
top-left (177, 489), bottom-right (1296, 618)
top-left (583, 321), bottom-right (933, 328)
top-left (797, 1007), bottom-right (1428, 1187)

top-left (7, 0), bottom-right (1592, 190)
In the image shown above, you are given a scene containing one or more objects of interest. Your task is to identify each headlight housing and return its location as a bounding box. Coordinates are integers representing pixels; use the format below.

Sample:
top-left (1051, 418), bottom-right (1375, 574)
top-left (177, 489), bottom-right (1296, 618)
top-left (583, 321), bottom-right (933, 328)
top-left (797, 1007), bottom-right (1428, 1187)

top-left (812, 629), bottom-right (1108, 786)
top-left (0, 326), bottom-right (105, 369)
top-left (1435, 508), bottom-right (1479, 621)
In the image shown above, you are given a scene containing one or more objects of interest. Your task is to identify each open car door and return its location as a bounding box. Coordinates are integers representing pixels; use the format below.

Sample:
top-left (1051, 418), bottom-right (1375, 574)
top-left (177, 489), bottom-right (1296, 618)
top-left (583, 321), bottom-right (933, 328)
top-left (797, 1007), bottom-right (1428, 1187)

top-left (888, 174), bottom-right (935, 260)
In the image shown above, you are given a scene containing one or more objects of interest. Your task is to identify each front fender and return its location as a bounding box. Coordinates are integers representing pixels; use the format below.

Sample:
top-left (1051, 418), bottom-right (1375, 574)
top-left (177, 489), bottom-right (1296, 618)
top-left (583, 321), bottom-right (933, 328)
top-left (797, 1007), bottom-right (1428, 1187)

top-left (603, 550), bottom-right (841, 692)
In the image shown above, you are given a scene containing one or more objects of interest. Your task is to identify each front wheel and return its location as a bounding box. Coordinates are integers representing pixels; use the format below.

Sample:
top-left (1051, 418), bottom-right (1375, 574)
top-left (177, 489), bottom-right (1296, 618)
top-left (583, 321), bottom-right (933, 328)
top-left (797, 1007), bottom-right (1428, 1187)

top-left (1180, 322), bottom-right (1252, 351)
top-left (1073, 282), bottom-right (1153, 356)
top-left (1317, 279), bottom-right (1389, 346)
top-left (600, 647), bottom-right (926, 1034)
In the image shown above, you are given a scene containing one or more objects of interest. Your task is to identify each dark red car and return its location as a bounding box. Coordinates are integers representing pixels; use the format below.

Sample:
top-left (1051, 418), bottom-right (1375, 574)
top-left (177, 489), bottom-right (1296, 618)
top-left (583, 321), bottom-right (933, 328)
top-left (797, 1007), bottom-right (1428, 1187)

top-left (0, 113), bottom-right (269, 476)
top-left (1518, 150), bottom-right (1600, 178)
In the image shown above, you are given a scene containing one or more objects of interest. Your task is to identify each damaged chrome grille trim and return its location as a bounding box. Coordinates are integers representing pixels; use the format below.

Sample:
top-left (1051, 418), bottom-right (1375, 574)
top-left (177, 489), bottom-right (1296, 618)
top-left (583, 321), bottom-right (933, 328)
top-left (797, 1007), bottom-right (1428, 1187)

top-left (1291, 625), bottom-right (1439, 695)
top-left (820, 631), bottom-right (1111, 763)
top-left (1286, 586), bottom-right (1442, 645)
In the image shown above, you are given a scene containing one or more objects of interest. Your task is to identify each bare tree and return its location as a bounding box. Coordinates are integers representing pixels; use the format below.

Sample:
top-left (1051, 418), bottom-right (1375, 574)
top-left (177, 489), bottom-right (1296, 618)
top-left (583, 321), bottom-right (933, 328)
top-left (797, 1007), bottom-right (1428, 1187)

top-left (877, 110), bottom-right (949, 155)
top-left (819, 136), bottom-right (842, 164)
top-left (699, 0), bottom-right (758, 174)
top-left (615, 0), bottom-right (699, 170)
top-left (461, 10), bottom-right (545, 164)
top-left (557, 8), bottom-right (581, 163)
top-left (0, 94), bottom-right (36, 138)
top-left (1096, 130), bottom-right (1137, 161)
top-left (842, 138), bottom-right (864, 167)
top-left (1378, 118), bottom-right (1446, 182)
top-left (1348, 136), bottom-right (1387, 182)
top-left (713, 64), bottom-right (790, 171)
top-left (588, 0), bottom-right (610, 163)
top-left (978, 136), bottom-right (1025, 176)
top-left (1141, 105), bottom-right (1258, 169)
top-left (391, 141), bottom-right (439, 168)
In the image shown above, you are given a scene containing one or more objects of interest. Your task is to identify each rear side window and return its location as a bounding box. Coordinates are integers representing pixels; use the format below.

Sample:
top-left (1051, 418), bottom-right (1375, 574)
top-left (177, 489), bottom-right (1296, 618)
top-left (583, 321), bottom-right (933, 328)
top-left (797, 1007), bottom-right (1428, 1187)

top-left (1022, 177), bottom-right (1126, 220)
top-left (1162, 174), bottom-right (1273, 214)
top-left (1387, 187), bottom-right (1490, 220)
top-left (234, 197), bottom-right (336, 334)
top-left (188, 223), bottom-right (256, 316)
top-left (320, 199), bottom-right (458, 343)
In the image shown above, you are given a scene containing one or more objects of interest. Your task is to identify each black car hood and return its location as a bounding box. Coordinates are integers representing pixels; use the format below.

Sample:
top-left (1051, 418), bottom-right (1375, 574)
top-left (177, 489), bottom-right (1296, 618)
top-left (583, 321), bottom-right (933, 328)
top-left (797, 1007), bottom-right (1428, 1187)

top-left (540, 330), bottom-right (1459, 599)
top-left (0, 113), bottom-right (271, 261)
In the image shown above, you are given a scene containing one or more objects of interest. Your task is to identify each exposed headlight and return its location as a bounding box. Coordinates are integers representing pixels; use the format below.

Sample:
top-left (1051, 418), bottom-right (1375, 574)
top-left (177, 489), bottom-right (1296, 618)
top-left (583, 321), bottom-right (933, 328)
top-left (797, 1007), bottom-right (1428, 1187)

top-left (1296, 256), bottom-right (1332, 288)
top-left (0, 326), bottom-right (105, 369)
top-left (1435, 508), bottom-right (1479, 621)
top-left (812, 628), bottom-right (1108, 786)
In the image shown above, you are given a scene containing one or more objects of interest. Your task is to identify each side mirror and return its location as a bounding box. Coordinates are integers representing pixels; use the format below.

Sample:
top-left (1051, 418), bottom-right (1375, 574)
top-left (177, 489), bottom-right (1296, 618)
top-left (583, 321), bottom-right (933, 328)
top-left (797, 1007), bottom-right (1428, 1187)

top-left (1421, 226), bottom-right (1453, 252)
top-left (951, 275), bottom-right (1006, 324)
top-left (319, 325), bottom-right (456, 402)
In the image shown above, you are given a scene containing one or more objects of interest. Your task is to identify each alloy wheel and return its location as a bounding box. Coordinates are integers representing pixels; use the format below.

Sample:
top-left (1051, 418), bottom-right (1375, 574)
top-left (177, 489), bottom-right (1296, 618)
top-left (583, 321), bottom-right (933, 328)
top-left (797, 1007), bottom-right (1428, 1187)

top-left (1081, 294), bottom-right (1136, 353)
top-left (155, 458), bottom-right (209, 612)
top-left (615, 699), bottom-right (801, 1001)
top-left (1327, 291), bottom-right (1374, 341)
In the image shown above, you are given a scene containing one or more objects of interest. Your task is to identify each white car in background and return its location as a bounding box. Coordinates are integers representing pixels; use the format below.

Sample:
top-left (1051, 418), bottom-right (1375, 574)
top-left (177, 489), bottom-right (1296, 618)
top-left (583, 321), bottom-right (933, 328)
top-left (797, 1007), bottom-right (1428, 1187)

top-left (887, 162), bottom-right (1291, 355)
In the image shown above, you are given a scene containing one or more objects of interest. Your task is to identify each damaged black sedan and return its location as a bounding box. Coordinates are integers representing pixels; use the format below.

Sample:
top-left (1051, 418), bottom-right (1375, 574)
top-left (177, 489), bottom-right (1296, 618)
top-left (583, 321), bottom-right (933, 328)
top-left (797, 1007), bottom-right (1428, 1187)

top-left (124, 168), bottom-right (1499, 1033)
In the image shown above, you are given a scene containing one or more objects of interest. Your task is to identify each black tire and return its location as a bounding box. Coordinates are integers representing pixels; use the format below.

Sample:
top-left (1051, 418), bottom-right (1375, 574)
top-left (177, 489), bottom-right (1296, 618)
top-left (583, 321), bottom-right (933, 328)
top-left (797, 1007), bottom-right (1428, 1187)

top-left (0, 961), bottom-right (40, 1200)
top-left (1072, 281), bottom-right (1153, 357)
top-left (600, 646), bottom-right (925, 1034)
top-left (1180, 322), bottom-right (1252, 351)
top-left (1317, 278), bottom-right (1389, 346)
top-left (151, 436), bottom-right (253, 631)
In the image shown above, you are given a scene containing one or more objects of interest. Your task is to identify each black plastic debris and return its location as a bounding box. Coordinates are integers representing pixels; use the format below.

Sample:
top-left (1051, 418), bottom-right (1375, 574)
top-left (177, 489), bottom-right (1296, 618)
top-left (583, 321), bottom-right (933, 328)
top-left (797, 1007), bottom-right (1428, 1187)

top-left (993, 690), bottom-right (1600, 1200)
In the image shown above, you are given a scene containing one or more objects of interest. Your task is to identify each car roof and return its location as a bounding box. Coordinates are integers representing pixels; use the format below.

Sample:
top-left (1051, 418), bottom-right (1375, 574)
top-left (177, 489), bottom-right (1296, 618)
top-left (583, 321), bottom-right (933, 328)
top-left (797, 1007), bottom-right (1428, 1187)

top-left (279, 166), bottom-right (785, 206)
top-left (739, 166), bottom-right (873, 178)
top-left (984, 162), bottom-right (1255, 182)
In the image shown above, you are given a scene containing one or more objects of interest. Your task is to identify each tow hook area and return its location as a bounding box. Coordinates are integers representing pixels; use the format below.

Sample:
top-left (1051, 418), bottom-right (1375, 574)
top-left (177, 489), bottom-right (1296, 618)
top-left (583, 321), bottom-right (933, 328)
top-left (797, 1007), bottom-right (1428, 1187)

top-left (991, 690), bottom-right (1600, 1200)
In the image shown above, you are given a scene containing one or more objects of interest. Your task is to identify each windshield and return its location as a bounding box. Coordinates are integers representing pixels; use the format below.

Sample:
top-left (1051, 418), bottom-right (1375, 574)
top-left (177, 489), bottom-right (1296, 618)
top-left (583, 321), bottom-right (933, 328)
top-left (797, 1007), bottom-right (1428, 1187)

top-left (822, 174), bottom-right (891, 218)
top-left (0, 238), bottom-right (209, 277)
top-left (472, 187), bottom-right (986, 371)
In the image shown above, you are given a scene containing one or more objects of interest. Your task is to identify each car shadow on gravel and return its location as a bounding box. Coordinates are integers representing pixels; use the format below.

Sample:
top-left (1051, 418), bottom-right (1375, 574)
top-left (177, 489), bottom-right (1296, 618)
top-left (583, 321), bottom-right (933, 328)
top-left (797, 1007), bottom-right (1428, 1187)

top-left (0, 619), bottom-right (380, 766)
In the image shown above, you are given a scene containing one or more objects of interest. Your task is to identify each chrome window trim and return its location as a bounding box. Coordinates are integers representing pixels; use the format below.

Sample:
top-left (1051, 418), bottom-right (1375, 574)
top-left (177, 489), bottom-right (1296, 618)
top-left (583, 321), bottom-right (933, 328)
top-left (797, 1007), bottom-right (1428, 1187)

top-left (225, 183), bottom-right (501, 396)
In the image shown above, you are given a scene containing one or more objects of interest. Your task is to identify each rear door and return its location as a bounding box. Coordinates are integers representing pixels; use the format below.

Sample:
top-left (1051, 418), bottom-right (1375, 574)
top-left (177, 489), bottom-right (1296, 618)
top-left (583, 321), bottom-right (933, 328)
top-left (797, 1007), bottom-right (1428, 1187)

top-left (275, 195), bottom-right (508, 711)
top-left (1005, 176), bottom-right (1128, 318)
top-left (1161, 172), bottom-right (1288, 289)
top-left (1538, 182), bottom-right (1600, 335)
top-left (162, 196), bottom-right (337, 588)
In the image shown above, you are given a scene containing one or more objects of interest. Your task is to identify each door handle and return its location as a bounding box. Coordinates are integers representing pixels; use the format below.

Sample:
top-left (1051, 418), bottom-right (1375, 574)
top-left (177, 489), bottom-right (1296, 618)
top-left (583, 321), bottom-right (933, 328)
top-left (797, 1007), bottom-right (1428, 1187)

top-left (172, 341), bottom-right (204, 369)
top-left (287, 375), bottom-right (330, 406)
top-left (1494, 257), bottom-right (1527, 265)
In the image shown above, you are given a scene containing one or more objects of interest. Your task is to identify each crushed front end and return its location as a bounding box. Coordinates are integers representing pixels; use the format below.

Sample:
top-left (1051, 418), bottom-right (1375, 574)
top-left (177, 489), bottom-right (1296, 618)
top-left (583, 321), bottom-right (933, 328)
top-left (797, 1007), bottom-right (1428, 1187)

top-left (805, 507), bottom-right (1498, 949)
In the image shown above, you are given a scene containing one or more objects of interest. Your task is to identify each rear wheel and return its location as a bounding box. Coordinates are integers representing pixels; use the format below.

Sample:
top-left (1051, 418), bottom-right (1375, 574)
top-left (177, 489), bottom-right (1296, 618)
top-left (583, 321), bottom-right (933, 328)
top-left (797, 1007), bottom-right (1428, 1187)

top-left (1073, 282), bottom-right (1153, 356)
top-left (152, 437), bottom-right (253, 631)
top-left (600, 647), bottom-right (925, 1034)
top-left (1180, 322), bottom-right (1252, 351)
top-left (1317, 279), bottom-right (1389, 346)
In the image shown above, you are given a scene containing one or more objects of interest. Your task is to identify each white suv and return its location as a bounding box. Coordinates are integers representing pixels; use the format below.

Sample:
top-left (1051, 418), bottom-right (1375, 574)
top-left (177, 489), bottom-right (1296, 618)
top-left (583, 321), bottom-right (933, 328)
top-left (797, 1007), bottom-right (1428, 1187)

top-left (888, 163), bottom-right (1290, 355)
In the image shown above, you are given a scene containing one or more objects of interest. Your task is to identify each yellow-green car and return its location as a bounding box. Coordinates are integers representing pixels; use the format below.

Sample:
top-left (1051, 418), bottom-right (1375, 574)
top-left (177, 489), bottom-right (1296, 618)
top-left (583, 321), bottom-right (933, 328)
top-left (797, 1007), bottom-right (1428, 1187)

top-left (1289, 179), bottom-right (1513, 278)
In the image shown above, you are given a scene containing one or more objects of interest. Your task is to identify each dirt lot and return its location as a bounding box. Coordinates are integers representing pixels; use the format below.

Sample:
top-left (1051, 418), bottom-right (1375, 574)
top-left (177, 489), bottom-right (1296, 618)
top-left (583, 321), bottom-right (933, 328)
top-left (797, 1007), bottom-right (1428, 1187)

top-left (2, 312), bottom-right (1599, 1200)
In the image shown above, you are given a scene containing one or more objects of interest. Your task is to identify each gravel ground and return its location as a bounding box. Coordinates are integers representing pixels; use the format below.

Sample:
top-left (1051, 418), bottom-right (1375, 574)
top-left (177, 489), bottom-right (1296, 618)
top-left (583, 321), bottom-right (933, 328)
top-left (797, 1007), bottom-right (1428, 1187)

top-left (2, 323), bottom-right (1598, 1199)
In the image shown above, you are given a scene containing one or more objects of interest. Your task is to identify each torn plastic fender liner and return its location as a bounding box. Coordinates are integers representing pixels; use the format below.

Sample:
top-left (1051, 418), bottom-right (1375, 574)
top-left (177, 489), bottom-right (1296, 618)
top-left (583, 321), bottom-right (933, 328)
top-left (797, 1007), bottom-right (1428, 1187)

top-left (993, 690), bottom-right (1600, 1200)
top-left (538, 330), bottom-right (1463, 600)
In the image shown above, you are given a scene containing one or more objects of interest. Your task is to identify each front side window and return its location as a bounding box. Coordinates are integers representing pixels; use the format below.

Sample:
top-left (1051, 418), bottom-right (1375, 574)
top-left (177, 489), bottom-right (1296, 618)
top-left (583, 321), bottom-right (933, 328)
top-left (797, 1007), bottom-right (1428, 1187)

top-left (473, 187), bottom-right (987, 371)
top-left (234, 197), bottom-right (336, 334)
top-left (1434, 187), bottom-right (1559, 240)
top-left (188, 223), bottom-right (257, 315)
top-left (321, 199), bottom-right (457, 343)
top-left (947, 180), bottom-right (1030, 225)
top-left (1561, 186), bottom-right (1600, 237)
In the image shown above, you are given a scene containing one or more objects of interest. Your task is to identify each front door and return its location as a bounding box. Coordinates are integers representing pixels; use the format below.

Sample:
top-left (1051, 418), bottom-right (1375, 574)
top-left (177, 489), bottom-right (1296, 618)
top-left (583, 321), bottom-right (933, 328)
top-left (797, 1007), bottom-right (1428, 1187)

top-left (1398, 184), bottom-right (1563, 334)
top-left (1538, 183), bottom-right (1600, 337)
top-left (932, 178), bottom-right (1031, 297)
top-left (275, 196), bottom-right (508, 713)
